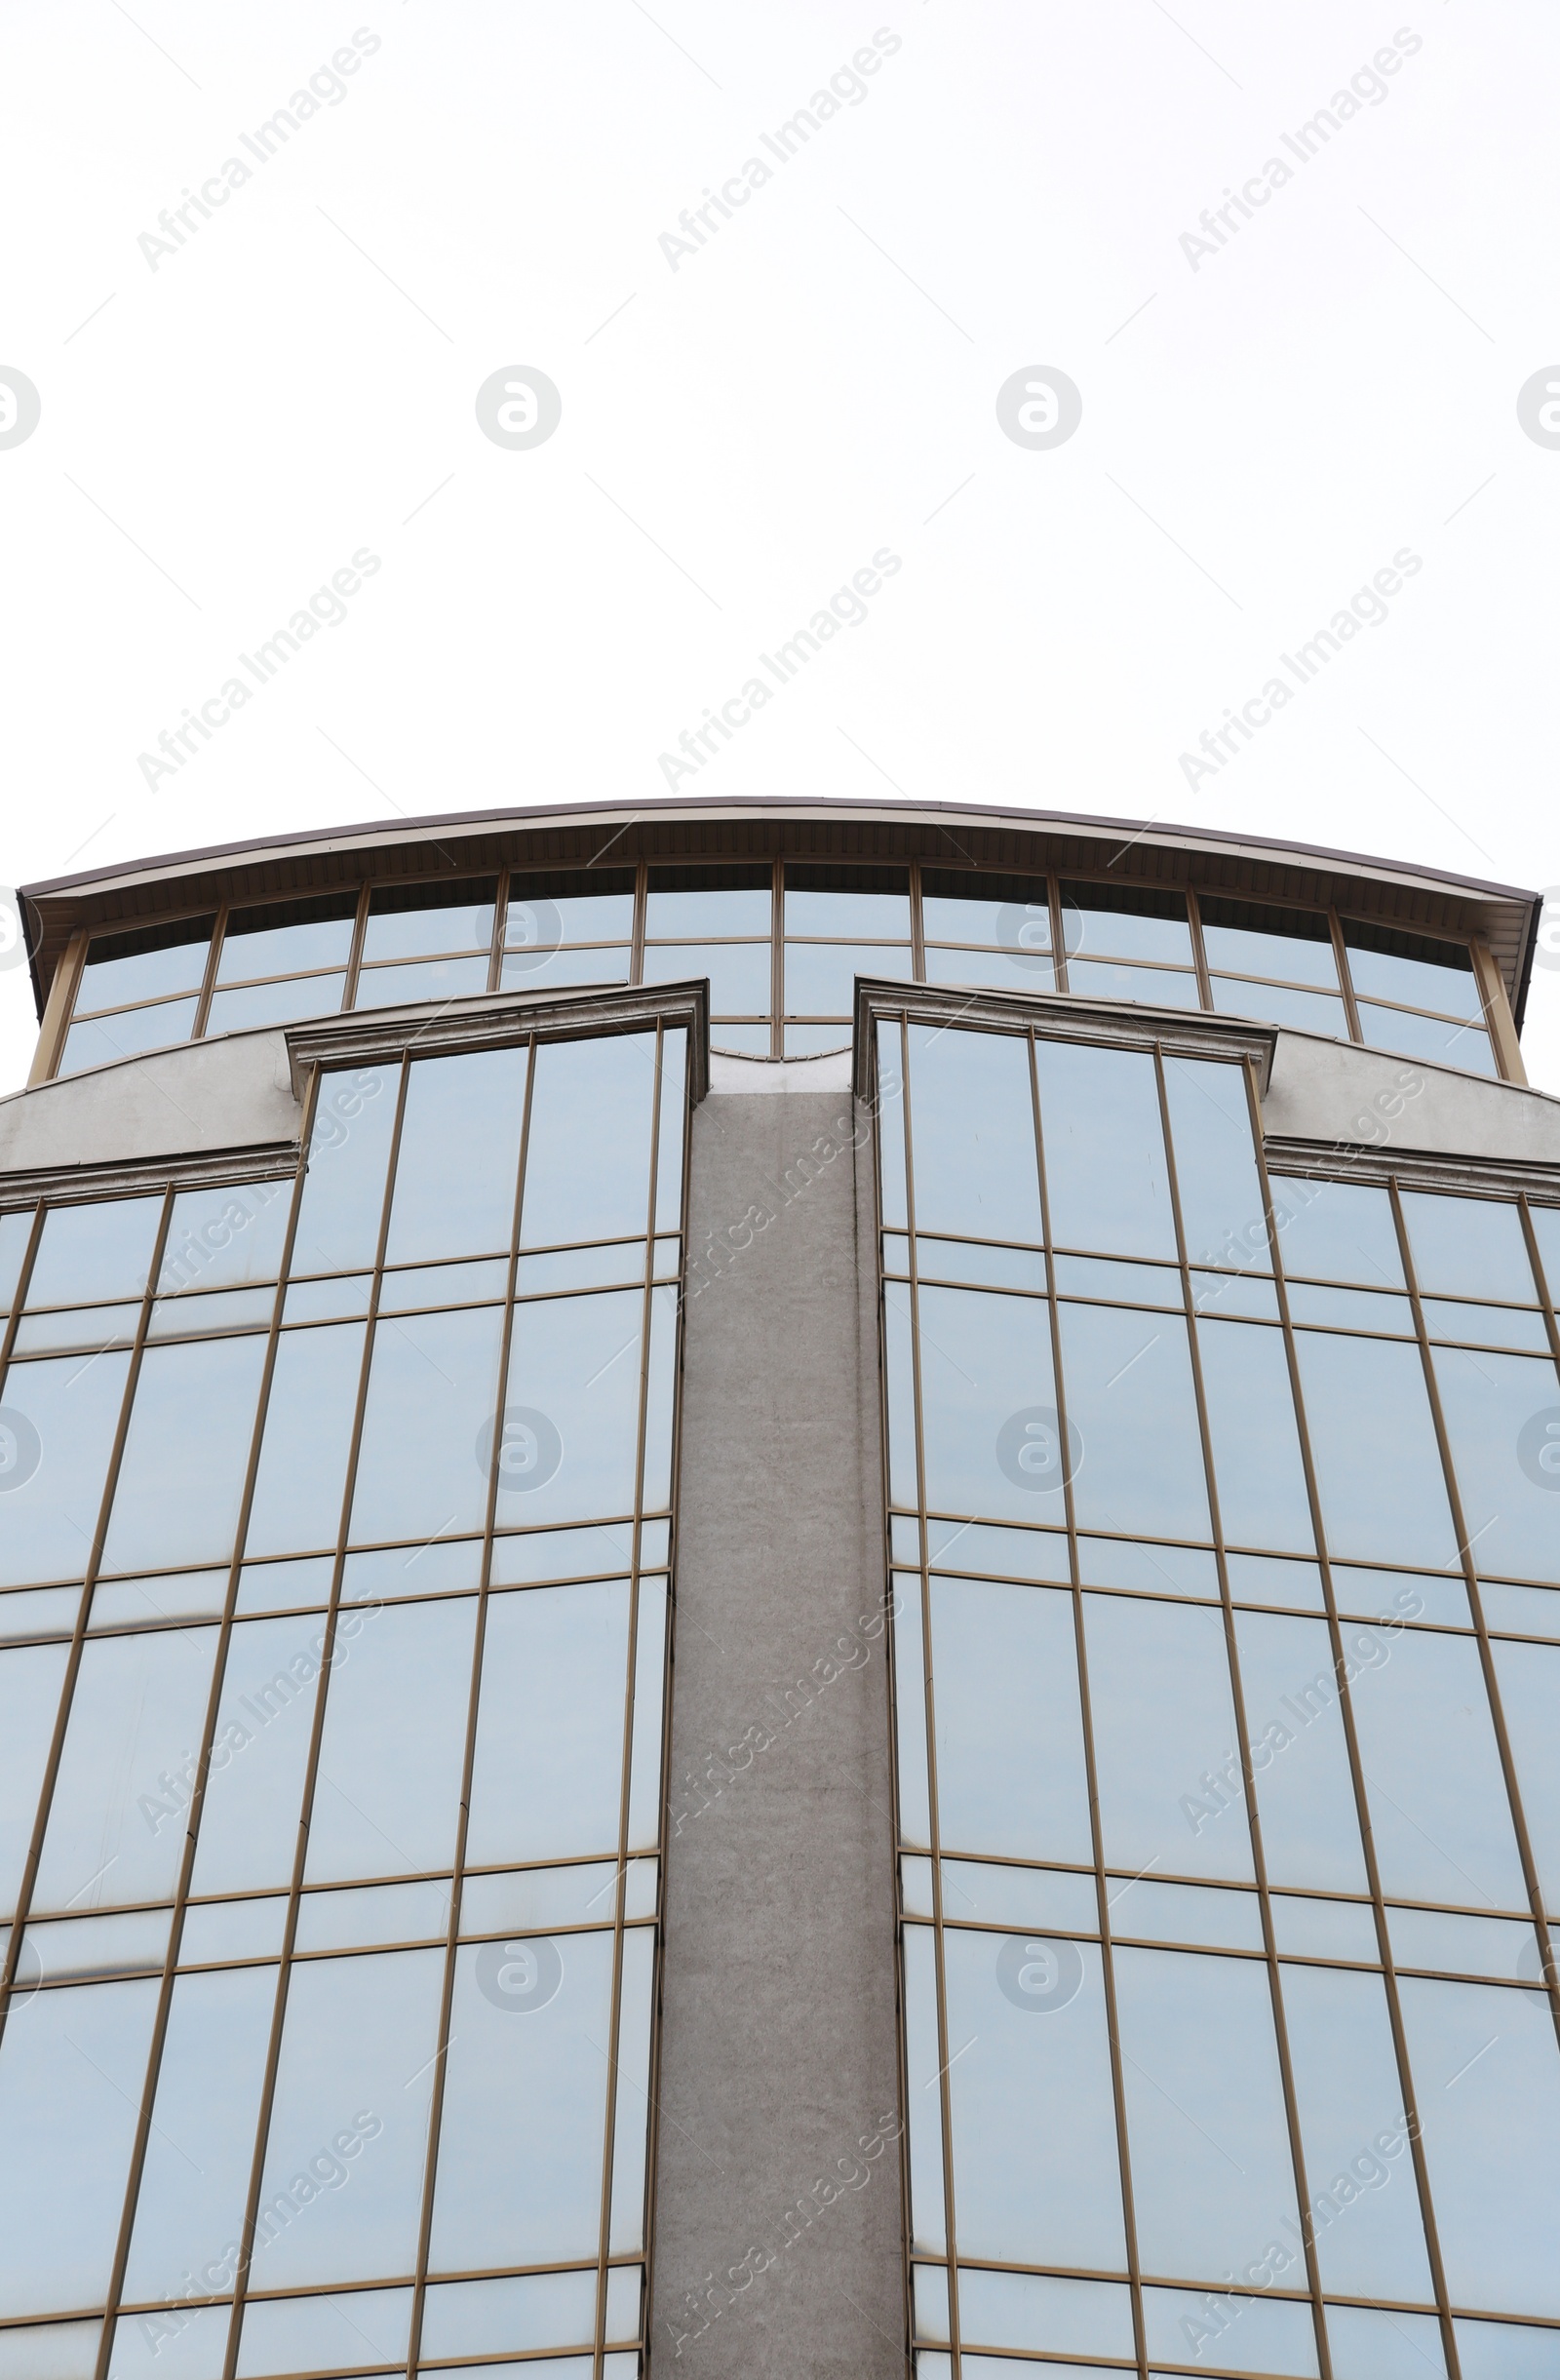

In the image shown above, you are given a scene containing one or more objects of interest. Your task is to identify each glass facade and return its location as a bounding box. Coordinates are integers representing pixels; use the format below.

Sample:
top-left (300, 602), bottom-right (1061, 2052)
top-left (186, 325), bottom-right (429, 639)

top-left (0, 1019), bottom-right (685, 2379)
top-left (54, 862), bottom-right (1509, 1081)
top-left (874, 1006), bottom-right (1560, 2380)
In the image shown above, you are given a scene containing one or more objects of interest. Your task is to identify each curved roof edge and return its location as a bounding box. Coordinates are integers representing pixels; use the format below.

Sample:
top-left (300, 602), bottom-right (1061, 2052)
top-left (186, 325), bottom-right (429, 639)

top-left (20, 793), bottom-right (1540, 909)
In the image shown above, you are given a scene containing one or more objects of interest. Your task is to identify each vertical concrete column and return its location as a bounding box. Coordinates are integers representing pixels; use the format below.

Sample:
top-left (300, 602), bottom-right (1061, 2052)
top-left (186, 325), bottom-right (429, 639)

top-left (651, 1087), bottom-right (903, 2375)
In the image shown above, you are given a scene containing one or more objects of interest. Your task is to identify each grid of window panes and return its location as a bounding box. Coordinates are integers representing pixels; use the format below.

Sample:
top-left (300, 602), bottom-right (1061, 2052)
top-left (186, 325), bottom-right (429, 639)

top-left (875, 1011), bottom-right (1560, 2380)
top-left (0, 1020), bottom-right (685, 2380)
top-left (54, 859), bottom-right (1513, 1081)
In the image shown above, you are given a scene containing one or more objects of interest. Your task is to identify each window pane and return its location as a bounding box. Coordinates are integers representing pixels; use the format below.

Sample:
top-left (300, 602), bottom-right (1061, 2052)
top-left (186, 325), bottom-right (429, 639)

top-left (1085, 1594), bottom-right (1253, 1882)
top-left (361, 879), bottom-right (496, 961)
top-left (254, 1947), bottom-right (442, 2284)
top-left (429, 1929), bottom-right (613, 2271)
top-left (206, 973), bottom-right (346, 1033)
top-left (920, 873), bottom-right (1051, 956)
top-left (1435, 1347), bottom-right (1559, 1581)
top-left (1197, 1319), bottom-right (1315, 1551)
top-left (643, 941), bottom-right (772, 1013)
top-left (497, 1289), bottom-right (645, 1528)
top-left (27, 1196), bottom-right (162, 1308)
top-left (1114, 1945), bottom-right (1300, 2279)
top-left (1530, 1206), bottom-right (1560, 1305)
top-left (160, 1182), bottom-right (292, 1295)
top-left (907, 1025), bottom-right (1040, 1243)
top-left (507, 884), bottom-right (635, 949)
top-left (383, 1046), bottom-right (526, 1267)
top-left (190, 1613), bottom-right (330, 1894)
top-left (1491, 1640), bottom-right (1560, 1914)
top-left (1356, 1004), bottom-right (1498, 1073)
top-left (1292, 1334), bottom-right (1458, 1567)
top-left (101, 1336), bottom-right (268, 1574)
top-left (353, 954), bottom-right (490, 1008)
top-left (520, 1034), bottom-right (656, 1248)
top-left (1233, 1611), bottom-right (1369, 1892)
top-left (915, 1286), bottom-right (1059, 1526)
top-left (0, 1349), bottom-right (132, 1586)
top-left (943, 1929), bottom-right (1125, 2269)
top-left (1280, 1962), bottom-right (1434, 2300)
top-left (305, 1596), bottom-right (476, 1882)
top-left (245, 1323), bottom-right (367, 1558)
top-left (0, 1644), bottom-right (70, 1915)
top-left (1034, 1039), bottom-right (1177, 1260)
top-left (60, 999), bottom-right (200, 1073)
top-left (78, 917), bottom-right (213, 1010)
top-left (784, 864), bottom-right (909, 939)
top-left (292, 1069), bottom-right (399, 1275)
top-left (901, 1926), bottom-right (946, 2252)
top-left (1399, 1975), bottom-right (1560, 2315)
top-left (121, 1963), bottom-right (277, 2305)
top-left (1162, 1055), bottom-right (1269, 1272)
top-left (645, 870), bottom-right (770, 938)
top-left (351, 1304), bottom-right (504, 1544)
top-left (922, 943), bottom-right (1057, 993)
top-left (1066, 958), bottom-right (1201, 1008)
top-left (1198, 902), bottom-right (1340, 989)
top-left (1211, 977), bottom-right (1350, 1036)
top-left (33, 1623), bottom-right (220, 1913)
top-left (0, 1977), bottom-right (158, 2316)
top-left (653, 1030), bottom-right (686, 1236)
top-left (1057, 1303), bottom-right (1212, 1541)
top-left (1061, 882), bottom-right (1192, 965)
top-left (499, 945), bottom-right (630, 993)
top-left (1349, 1627), bottom-right (1528, 1907)
top-left (1402, 1191), bottom-right (1537, 1303)
top-left (929, 1578), bottom-right (1091, 1862)
top-left (1269, 1178), bottom-right (1404, 1289)
top-left (785, 941), bottom-right (910, 1016)
top-left (466, 1582), bottom-right (631, 1865)
top-left (1343, 923), bottom-right (1484, 1018)
top-left (217, 894), bottom-right (359, 981)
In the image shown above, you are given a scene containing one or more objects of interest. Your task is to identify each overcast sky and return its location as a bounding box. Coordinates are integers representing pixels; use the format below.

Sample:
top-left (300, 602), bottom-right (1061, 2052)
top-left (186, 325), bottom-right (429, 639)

top-left (3, 0), bottom-right (1556, 1093)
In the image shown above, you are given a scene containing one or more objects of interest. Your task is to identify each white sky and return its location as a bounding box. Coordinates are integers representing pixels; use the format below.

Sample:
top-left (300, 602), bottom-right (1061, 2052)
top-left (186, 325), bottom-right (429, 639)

top-left (2, 0), bottom-right (1557, 1094)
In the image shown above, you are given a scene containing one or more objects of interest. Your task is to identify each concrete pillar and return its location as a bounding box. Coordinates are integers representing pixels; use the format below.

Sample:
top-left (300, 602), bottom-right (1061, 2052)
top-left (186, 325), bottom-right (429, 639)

top-left (652, 1086), bottom-right (904, 2375)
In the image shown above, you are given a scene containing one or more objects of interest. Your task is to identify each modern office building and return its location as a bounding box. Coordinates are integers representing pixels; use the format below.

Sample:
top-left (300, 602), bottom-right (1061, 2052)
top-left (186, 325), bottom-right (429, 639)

top-left (0, 797), bottom-right (1557, 2380)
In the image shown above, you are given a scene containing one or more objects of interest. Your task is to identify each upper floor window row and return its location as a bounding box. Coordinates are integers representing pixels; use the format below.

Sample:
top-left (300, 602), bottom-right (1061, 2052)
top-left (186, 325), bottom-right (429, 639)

top-left (54, 861), bottom-right (1511, 1078)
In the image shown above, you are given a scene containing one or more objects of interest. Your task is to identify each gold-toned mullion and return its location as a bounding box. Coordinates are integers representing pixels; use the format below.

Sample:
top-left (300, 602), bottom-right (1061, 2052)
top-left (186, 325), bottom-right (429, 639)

top-left (1245, 1063), bottom-right (1463, 2380)
top-left (191, 903), bottom-right (227, 1038)
top-left (638, 1018), bottom-right (692, 2372)
top-left (771, 856), bottom-right (784, 1057)
top-left (95, 1095), bottom-right (320, 2380)
top-left (1385, 1179), bottom-right (1560, 2059)
top-left (29, 924), bottom-right (89, 1084)
top-left (1329, 910), bottom-right (1364, 1043)
top-left (1186, 885), bottom-right (1214, 1011)
top-left (1048, 876), bottom-right (1068, 995)
top-left (1150, 1043), bottom-right (1332, 2380)
top-left (342, 883), bottom-right (371, 1011)
top-left (0, 1186), bottom-right (176, 2048)
top-left (1028, 1029), bottom-right (1148, 2380)
top-left (222, 1053), bottom-right (412, 2380)
top-left (592, 1018), bottom-right (668, 2376)
top-left (910, 856), bottom-right (925, 980)
top-left (631, 861), bottom-right (647, 988)
top-left (898, 1010), bottom-right (964, 2373)
top-left (405, 1034), bottom-right (536, 2379)
top-left (489, 866), bottom-right (510, 994)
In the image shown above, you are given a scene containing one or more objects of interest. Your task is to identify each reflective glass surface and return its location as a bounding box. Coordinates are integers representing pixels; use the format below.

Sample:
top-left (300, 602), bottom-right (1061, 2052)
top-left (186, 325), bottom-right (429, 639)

top-left (0, 1020), bottom-right (683, 2371)
top-left (878, 1015), bottom-right (1560, 2363)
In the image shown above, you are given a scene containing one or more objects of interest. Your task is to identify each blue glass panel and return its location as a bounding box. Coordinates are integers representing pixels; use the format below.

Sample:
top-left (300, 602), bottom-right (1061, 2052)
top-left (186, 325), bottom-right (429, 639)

top-left (498, 1290), bottom-right (645, 1528)
top-left (1400, 1976), bottom-right (1560, 2316)
top-left (0, 1644), bottom-right (69, 1916)
top-left (1114, 1945), bottom-right (1301, 2281)
top-left (1268, 1178), bottom-right (1404, 1290)
top-left (1292, 1334), bottom-right (1457, 1568)
top-left (351, 1304), bottom-right (505, 1543)
top-left (1084, 1594), bottom-right (1254, 1883)
top-left (101, 1336), bottom-right (268, 1575)
top-left (305, 1596), bottom-right (477, 1882)
top-left (465, 1583), bottom-right (631, 1865)
top-left (906, 1026), bottom-right (1040, 1244)
top-left (1057, 1304), bottom-right (1211, 1541)
top-left (1232, 1612), bottom-right (1369, 1892)
top-left (1162, 1054), bottom-right (1271, 1271)
top-left (1280, 1961), bottom-right (1434, 2299)
top-left (245, 1323), bottom-right (368, 1559)
top-left (1034, 1038), bottom-right (1176, 1260)
top-left (1401, 1191), bottom-right (1538, 1304)
top-left (1433, 1346), bottom-right (1560, 1582)
top-left (1348, 1627), bottom-right (1528, 1908)
top-left (383, 1045), bottom-right (527, 1266)
top-left (1489, 1641), bottom-right (1560, 1916)
top-left (1197, 1319), bottom-right (1315, 1552)
top-left (158, 1181), bottom-right (292, 1294)
top-left (915, 1286), bottom-right (1059, 1526)
top-left (292, 1069), bottom-right (399, 1275)
top-left (942, 1929), bottom-right (1126, 2268)
top-left (520, 1034), bottom-right (657, 1248)
top-left (929, 1578), bottom-right (1091, 1863)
